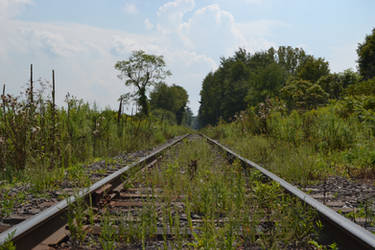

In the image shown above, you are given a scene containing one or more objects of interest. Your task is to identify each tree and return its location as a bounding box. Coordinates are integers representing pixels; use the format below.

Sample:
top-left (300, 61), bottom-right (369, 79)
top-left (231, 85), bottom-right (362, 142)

top-left (198, 72), bottom-right (222, 126)
top-left (245, 62), bottom-right (288, 106)
top-left (317, 74), bottom-right (342, 99)
top-left (339, 69), bottom-right (360, 88)
top-left (276, 46), bottom-right (307, 74)
top-left (357, 28), bottom-right (375, 80)
top-left (346, 77), bottom-right (375, 96)
top-left (115, 50), bottom-right (171, 116)
top-left (198, 46), bottom-right (330, 126)
top-left (296, 56), bottom-right (330, 82)
top-left (281, 79), bottom-right (328, 110)
top-left (182, 107), bottom-right (194, 127)
top-left (150, 83), bottom-right (188, 125)
top-left (317, 70), bottom-right (360, 100)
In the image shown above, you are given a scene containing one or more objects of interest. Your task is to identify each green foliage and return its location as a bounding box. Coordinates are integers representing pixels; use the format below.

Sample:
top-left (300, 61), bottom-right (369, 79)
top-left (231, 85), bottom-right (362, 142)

top-left (0, 82), bottom-right (188, 186)
top-left (0, 231), bottom-right (16, 250)
top-left (345, 76), bottom-right (375, 96)
top-left (99, 211), bottom-right (117, 250)
top-left (203, 98), bottom-right (375, 181)
top-left (276, 46), bottom-right (308, 74)
top-left (150, 83), bottom-right (189, 125)
top-left (281, 79), bottom-right (329, 110)
top-left (317, 73), bottom-right (343, 99)
top-left (115, 50), bottom-right (171, 116)
top-left (357, 28), bottom-right (375, 80)
top-left (67, 195), bottom-right (89, 247)
top-left (151, 108), bottom-right (176, 124)
top-left (198, 28), bottom-right (375, 127)
top-left (198, 46), bottom-right (332, 127)
top-left (296, 55), bottom-right (330, 82)
top-left (245, 62), bottom-right (288, 106)
top-left (126, 138), bottom-right (320, 248)
top-left (198, 72), bottom-right (222, 126)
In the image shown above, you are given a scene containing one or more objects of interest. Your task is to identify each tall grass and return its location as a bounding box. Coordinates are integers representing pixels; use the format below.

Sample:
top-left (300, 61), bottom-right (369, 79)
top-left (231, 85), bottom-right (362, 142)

top-left (0, 80), bottom-right (188, 184)
top-left (203, 101), bottom-right (375, 184)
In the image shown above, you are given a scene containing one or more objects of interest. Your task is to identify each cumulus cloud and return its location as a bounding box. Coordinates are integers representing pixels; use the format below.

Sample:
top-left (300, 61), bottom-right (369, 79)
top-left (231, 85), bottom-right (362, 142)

top-left (0, 14), bottom-right (216, 113)
top-left (179, 4), bottom-right (238, 56)
top-left (0, 0), bottom-right (287, 114)
top-left (156, 0), bottom-right (195, 34)
top-left (176, 4), bottom-right (279, 58)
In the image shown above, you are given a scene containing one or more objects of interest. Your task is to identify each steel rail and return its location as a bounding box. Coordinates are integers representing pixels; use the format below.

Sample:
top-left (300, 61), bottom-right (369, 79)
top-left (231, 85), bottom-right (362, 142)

top-left (0, 134), bottom-right (189, 249)
top-left (201, 134), bottom-right (375, 249)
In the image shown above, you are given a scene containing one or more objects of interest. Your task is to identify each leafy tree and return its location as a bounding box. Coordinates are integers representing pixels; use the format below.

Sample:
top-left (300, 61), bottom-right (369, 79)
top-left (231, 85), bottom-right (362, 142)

top-left (245, 62), bottom-right (288, 106)
top-left (276, 46), bottom-right (308, 74)
top-left (281, 79), bottom-right (329, 110)
top-left (150, 83), bottom-right (188, 125)
top-left (220, 58), bottom-right (250, 121)
top-left (296, 56), bottom-right (330, 82)
top-left (339, 69), bottom-right (360, 88)
top-left (198, 46), bottom-right (331, 126)
top-left (182, 107), bottom-right (194, 126)
top-left (198, 72), bottom-right (222, 126)
top-left (346, 77), bottom-right (375, 96)
top-left (317, 74), bottom-right (342, 99)
top-left (150, 83), bottom-right (172, 111)
top-left (317, 70), bottom-right (360, 99)
top-left (357, 28), bottom-right (375, 80)
top-left (115, 50), bottom-right (171, 116)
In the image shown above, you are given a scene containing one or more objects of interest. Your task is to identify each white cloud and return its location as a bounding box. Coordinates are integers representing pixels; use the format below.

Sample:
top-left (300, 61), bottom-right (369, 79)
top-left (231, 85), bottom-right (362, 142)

top-left (0, 0), bottom-right (287, 114)
top-left (179, 4), bottom-right (238, 56)
top-left (177, 4), bottom-right (279, 58)
top-left (157, 0), bottom-right (195, 16)
top-left (0, 16), bottom-right (216, 114)
top-left (144, 18), bottom-right (154, 30)
top-left (156, 0), bottom-right (195, 34)
top-left (123, 3), bottom-right (138, 15)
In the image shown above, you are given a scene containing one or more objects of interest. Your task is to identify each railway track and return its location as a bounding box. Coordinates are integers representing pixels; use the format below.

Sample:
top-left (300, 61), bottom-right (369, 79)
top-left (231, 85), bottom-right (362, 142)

top-left (0, 134), bottom-right (375, 249)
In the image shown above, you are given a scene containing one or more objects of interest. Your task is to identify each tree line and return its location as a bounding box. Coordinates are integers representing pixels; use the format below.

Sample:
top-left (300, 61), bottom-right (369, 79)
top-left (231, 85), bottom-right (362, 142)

top-left (198, 28), bottom-right (375, 127)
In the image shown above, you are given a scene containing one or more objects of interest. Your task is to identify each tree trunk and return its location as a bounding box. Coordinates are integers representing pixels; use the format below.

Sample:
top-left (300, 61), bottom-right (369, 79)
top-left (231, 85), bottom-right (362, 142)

top-left (138, 87), bottom-right (149, 116)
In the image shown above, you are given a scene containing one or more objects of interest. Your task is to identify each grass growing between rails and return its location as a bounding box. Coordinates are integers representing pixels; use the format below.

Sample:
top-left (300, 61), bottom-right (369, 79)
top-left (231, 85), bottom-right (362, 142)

top-left (87, 137), bottom-right (323, 249)
top-left (202, 101), bottom-right (375, 186)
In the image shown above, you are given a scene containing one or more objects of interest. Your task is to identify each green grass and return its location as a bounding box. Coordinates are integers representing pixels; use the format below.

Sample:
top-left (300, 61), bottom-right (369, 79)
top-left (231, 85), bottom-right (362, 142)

top-left (203, 103), bottom-right (375, 185)
top-left (96, 137), bottom-right (322, 249)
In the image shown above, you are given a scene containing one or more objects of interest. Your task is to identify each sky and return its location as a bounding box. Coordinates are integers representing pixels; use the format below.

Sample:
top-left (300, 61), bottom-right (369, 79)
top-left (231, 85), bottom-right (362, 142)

top-left (1, 0), bottom-right (374, 115)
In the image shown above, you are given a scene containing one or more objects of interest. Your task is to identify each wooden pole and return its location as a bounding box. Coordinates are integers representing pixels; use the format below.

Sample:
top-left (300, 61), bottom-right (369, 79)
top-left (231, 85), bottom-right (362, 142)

top-left (52, 70), bottom-right (56, 135)
top-left (2, 84), bottom-right (5, 117)
top-left (117, 97), bottom-right (122, 124)
top-left (51, 70), bottom-right (56, 167)
top-left (30, 64), bottom-right (33, 104)
top-left (52, 70), bottom-right (55, 108)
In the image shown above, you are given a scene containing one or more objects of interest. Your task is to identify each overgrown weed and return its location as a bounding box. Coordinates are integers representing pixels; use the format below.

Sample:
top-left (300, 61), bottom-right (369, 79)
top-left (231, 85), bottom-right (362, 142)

top-left (116, 137), bottom-right (321, 248)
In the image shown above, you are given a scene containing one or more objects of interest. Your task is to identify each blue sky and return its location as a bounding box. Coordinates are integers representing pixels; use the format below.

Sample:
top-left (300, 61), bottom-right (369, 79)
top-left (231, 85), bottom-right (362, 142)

top-left (1, 0), bottom-right (374, 114)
